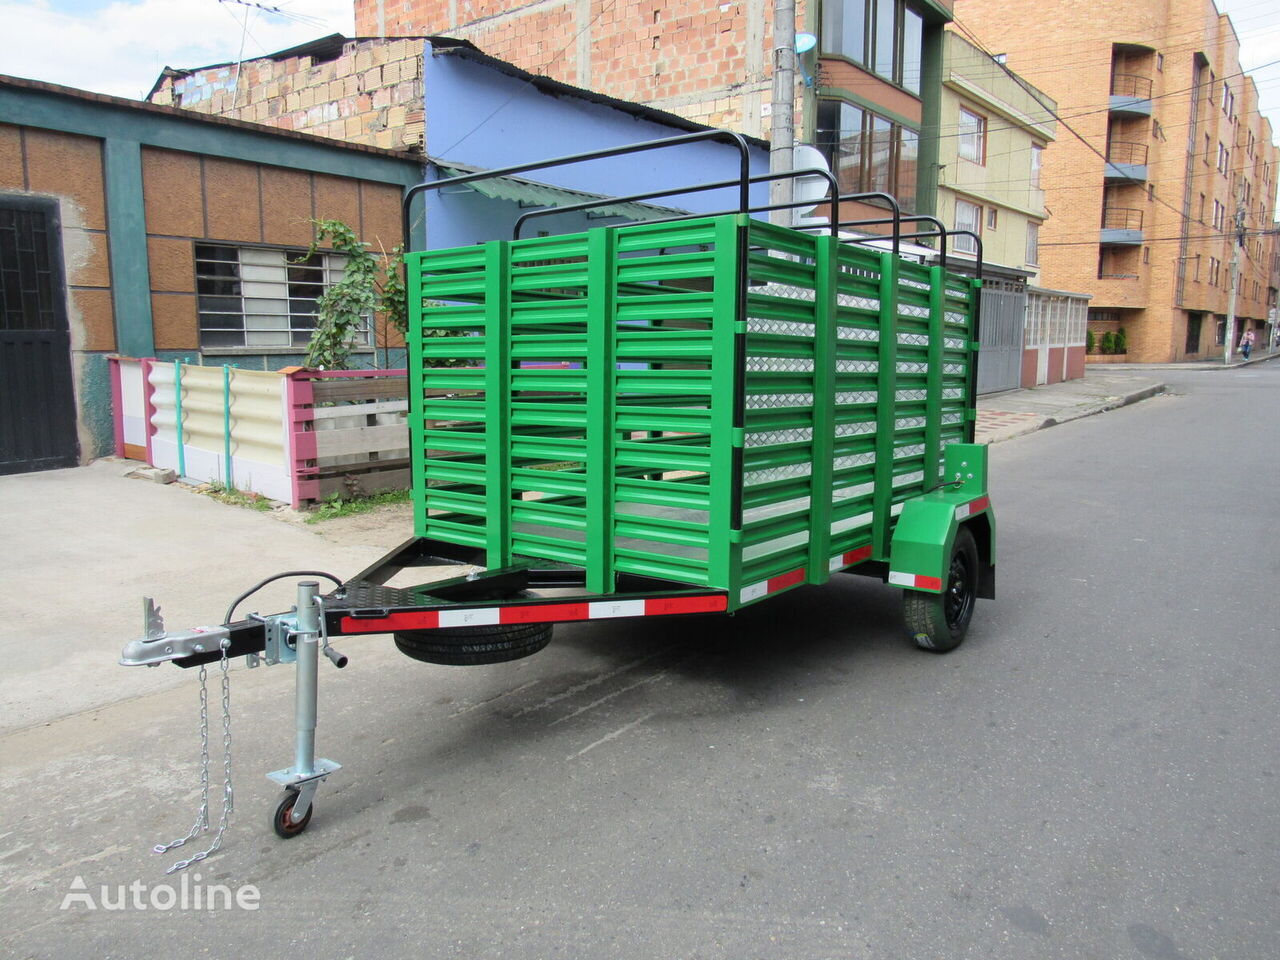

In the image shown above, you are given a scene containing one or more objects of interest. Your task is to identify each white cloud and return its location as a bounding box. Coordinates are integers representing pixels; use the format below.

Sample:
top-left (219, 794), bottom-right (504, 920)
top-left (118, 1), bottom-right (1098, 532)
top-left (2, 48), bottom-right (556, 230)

top-left (0, 0), bottom-right (355, 100)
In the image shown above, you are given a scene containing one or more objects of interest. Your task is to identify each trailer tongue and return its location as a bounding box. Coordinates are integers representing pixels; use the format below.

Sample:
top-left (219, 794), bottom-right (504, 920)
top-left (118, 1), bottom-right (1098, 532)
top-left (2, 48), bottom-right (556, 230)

top-left (121, 134), bottom-right (995, 861)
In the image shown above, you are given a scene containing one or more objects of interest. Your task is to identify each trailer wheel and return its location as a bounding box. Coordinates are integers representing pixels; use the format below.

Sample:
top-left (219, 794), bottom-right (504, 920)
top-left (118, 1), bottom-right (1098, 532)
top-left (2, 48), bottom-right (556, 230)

top-left (272, 790), bottom-right (312, 838)
top-left (903, 527), bottom-right (978, 653)
top-left (393, 620), bottom-right (553, 665)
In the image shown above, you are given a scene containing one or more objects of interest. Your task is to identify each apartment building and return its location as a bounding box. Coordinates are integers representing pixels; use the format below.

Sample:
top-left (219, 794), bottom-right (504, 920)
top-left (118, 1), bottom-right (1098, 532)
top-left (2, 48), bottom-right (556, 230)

top-left (954, 0), bottom-right (1279, 361)
top-left (936, 31), bottom-right (1055, 278)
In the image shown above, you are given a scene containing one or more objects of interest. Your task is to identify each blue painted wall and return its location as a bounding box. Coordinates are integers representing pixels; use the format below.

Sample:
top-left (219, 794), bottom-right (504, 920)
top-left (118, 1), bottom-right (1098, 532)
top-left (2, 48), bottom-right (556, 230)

top-left (420, 42), bottom-right (771, 250)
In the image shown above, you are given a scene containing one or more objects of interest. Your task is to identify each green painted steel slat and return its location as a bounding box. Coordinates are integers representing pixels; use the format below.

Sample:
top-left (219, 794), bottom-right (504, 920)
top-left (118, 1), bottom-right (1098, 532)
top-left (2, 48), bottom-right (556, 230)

top-left (870, 250), bottom-right (899, 561)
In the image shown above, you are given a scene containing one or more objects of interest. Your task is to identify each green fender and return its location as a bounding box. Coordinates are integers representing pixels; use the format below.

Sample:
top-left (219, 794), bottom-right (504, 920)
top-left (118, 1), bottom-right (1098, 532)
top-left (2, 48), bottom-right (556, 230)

top-left (888, 443), bottom-right (996, 597)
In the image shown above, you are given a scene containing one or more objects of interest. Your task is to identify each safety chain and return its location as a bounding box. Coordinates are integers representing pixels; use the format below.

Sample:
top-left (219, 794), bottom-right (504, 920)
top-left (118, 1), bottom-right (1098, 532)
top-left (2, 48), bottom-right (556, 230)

top-left (154, 636), bottom-right (234, 873)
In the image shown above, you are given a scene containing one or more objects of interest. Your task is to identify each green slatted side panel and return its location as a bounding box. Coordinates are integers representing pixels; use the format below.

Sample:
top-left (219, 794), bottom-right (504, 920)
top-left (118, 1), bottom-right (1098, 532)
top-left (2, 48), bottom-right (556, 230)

top-left (409, 242), bottom-right (498, 551)
top-left (887, 260), bottom-right (936, 505)
top-left (940, 275), bottom-right (976, 450)
top-left (609, 216), bottom-right (740, 589)
top-left (827, 242), bottom-right (885, 562)
top-left (407, 217), bottom-right (741, 590)
top-left (738, 221), bottom-right (826, 587)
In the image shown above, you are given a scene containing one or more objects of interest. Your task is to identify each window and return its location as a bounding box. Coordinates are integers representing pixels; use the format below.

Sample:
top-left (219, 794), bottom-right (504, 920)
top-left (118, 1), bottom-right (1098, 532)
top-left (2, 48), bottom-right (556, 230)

top-left (822, 0), bottom-right (866, 64)
top-left (1030, 144), bottom-right (1044, 189)
top-left (958, 107), bottom-right (986, 163)
top-left (821, 0), bottom-right (925, 94)
top-left (1217, 143), bottom-right (1229, 174)
top-left (1156, 52), bottom-right (1164, 71)
top-left (1204, 133), bottom-right (1211, 164)
top-left (1142, 246), bottom-right (1150, 264)
top-left (1212, 200), bottom-right (1225, 231)
top-left (1025, 222), bottom-right (1040, 265)
top-left (1152, 119), bottom-right (1163, 140)
top-left (195, 244), bottom-right (367, 349)
top-left (987, 208), bottom-right (998, 230)
top-left (1198, 193), bottom-right (1206, 222)
top-left (874, 0), bottom-right (895, 77)
top-left (954, 199), bottom-right (980, 253)
top-left (900, 6), bottom-right (923, 94)
top-left (816, 99), bottom-right (919, 211)
top-left (1147, 184), bottom-right (1155, 202)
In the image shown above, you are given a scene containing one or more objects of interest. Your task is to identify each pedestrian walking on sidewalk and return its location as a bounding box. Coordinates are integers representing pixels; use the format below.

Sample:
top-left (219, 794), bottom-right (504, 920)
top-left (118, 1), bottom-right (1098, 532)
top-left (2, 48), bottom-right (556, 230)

top-left (1240, 329), bottom-right (1254, 360)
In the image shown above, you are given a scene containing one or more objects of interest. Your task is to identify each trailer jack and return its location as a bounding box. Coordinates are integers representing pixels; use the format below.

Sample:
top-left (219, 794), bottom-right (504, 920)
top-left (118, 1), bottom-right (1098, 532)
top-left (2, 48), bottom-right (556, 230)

top-left (121, 581), bottom-right (343, 864)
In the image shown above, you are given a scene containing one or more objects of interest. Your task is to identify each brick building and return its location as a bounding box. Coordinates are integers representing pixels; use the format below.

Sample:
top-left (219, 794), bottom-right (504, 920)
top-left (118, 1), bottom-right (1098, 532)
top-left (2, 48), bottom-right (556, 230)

top-left (149, 35), bottom-right (428, 154)
top-left (0, 74), bottom-right (418, 472)
top-left (953, 0), bottom-right (1279, 362)
top-left (152, 2), bottom-right (958, 220)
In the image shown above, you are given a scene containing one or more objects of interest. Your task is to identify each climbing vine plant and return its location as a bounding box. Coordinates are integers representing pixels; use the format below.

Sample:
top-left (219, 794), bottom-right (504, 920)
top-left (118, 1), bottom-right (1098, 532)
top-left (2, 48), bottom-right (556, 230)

top-left (299, 219), bottom-right (462, 370)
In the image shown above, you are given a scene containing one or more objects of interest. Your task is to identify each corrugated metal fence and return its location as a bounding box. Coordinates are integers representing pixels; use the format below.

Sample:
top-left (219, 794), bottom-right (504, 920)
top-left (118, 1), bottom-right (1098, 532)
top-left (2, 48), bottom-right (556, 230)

top-left (109, 358), bottom-right (413, 507)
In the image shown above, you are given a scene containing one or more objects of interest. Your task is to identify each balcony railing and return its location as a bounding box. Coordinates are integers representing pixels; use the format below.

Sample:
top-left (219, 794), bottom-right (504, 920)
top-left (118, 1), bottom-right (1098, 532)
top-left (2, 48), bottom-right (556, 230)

top-left (1107, 141), bottom-right (1149, 165)
top-left (1102, 207), bottom-right (1144, 230)
top-left (1111, 74), bottom-right (1153, 99)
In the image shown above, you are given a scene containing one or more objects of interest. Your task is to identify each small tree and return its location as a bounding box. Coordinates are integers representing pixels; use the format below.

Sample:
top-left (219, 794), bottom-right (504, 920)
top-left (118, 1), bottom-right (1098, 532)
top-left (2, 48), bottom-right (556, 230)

top-left (1114, 327), bottom-right (1128, 354)
top-left (1085, 329), bottom-right (1095, 354)
top-left (1100, 331), bottom-right (1116, 355)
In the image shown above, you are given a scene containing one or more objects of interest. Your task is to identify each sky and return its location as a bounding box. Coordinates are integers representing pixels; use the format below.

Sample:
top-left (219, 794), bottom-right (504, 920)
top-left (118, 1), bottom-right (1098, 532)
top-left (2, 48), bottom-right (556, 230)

top-left (0, 0), bottom-right (356, 100)
top-left (0, 0), bottom-right (1278, 138)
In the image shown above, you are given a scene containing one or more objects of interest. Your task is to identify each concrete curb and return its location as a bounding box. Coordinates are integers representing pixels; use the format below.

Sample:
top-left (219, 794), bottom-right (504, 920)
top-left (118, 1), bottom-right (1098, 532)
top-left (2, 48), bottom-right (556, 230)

top-left (980, 381), bottom-right (1166, 444)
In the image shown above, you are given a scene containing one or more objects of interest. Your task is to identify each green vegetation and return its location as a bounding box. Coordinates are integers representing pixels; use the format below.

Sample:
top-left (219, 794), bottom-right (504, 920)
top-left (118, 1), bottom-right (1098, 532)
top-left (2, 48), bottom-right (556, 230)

top-left (1100, 331), bottom-right (1117, 355)
top-left (1085, 330), bottom-right (1095, 354)
top-left (205, 482), bottom-right (274, 512)
top-left (299, 218), bottom-right (464, 371)
top-left (306, 488), bottom-right (412, 524)
top-left (1114, 327), bottom-right (1128, 354)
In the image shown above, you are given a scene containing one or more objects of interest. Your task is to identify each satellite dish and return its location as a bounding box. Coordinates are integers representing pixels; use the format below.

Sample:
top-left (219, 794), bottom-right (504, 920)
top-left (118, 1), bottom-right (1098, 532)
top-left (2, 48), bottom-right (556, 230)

top-left (793, 143), bottom-right (832, 206)
top-left (795, 32), bottom-right (818, 54)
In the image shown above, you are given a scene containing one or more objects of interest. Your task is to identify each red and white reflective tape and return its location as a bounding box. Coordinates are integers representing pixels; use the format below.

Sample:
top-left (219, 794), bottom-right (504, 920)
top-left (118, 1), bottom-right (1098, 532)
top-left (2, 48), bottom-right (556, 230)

top-left (887, 571), bottom-right (943, 591)
top-left (340, 593), bottom-right (728, 634)
top-left (954, 495), bottom-right (990, 520)
top-left (828, 544), bottom-right (873, 572)
top-left (738, 566), bottom-right (806, 605)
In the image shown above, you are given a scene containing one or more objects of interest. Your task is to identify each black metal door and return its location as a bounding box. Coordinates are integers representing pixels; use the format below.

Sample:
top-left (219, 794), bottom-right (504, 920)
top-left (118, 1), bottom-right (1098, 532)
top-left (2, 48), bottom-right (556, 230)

top-left (0, 196), bottom-right (79, 475)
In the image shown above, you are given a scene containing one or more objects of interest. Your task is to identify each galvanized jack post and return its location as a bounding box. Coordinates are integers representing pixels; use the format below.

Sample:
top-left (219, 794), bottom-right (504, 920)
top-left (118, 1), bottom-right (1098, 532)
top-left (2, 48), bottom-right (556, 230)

top-left (265, 581), bottom-right (341, 838)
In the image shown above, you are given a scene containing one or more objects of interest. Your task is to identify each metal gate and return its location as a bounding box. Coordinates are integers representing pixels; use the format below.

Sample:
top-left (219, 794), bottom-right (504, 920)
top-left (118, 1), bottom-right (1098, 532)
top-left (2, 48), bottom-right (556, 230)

top-left (976, 278), bottom-right (1025, 395)
top-left (1, 196), bottom-right (79, 475)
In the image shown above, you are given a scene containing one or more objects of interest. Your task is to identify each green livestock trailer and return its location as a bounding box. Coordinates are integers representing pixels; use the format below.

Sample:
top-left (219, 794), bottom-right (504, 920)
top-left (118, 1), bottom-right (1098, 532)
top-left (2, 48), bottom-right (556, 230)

top-left (121, 134), bottom-right (996, 843)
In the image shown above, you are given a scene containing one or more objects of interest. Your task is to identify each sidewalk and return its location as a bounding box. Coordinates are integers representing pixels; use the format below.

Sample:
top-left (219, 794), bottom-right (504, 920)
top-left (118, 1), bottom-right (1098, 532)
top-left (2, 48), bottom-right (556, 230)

top-left (975, 349), bottom-right (1277, 444)
top-left (976, 369), bottom-right (1167, 444)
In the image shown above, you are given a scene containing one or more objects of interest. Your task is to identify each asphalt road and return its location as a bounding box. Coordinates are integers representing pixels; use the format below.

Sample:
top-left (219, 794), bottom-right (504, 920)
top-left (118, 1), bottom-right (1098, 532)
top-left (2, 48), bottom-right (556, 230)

top-left (2, 361), bottom-right (1277, 959)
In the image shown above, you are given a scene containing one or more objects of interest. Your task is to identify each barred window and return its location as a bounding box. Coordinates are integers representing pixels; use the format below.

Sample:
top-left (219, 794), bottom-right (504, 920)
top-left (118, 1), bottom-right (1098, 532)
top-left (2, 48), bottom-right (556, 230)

top-left (195, 244), bottom-right (371, 349)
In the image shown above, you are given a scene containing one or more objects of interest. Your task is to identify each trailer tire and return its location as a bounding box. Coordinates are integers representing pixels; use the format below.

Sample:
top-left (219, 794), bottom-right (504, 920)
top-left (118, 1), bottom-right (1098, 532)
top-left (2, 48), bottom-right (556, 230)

top-left (903, 526), bottom-right (978, 653)
top-left (393, 621), bottom-right (553, 665)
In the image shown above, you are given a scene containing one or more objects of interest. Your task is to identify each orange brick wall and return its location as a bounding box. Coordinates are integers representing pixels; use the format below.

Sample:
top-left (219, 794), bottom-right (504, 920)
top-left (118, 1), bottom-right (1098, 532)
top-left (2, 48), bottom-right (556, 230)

top-left (354, 0), bottom-right (798, 137)
top-left (952, 0), bottom-right (1279, 362)
top-left (0, 123), bottom-right (115, 353)
top-left (140, 147), bottom-right (407, 349)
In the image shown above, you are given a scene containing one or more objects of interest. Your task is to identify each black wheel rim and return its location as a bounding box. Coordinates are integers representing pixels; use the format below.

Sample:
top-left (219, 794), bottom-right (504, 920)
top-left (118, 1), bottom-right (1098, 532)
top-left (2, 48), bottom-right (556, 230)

top-left (944, 550), bottom-right (975, 632)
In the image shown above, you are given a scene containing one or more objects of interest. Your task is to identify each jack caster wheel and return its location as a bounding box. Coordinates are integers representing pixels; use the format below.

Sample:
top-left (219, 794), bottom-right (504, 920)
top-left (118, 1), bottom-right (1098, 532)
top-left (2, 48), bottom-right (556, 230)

top-left (272, 789), bottom-right (313, 839)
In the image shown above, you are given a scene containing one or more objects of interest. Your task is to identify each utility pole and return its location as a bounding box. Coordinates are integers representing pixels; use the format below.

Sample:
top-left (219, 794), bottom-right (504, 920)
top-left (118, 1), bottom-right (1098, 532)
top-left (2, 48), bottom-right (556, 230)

top-left (1223, 207), bottom-right (1244, 365)
top-left (769, 0), bottom-right (796, 226)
